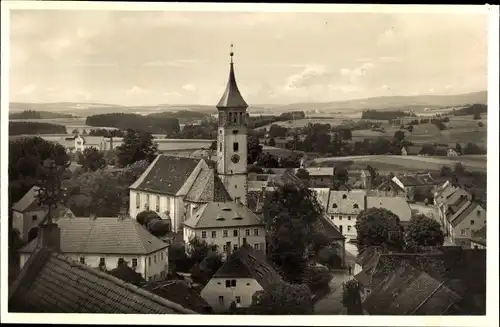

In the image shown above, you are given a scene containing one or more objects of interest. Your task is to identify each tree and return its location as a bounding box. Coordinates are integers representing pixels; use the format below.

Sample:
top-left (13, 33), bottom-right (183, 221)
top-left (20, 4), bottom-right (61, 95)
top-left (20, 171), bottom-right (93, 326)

top-left (248, 282), bottom-right (313, 315)
top-left (190, 250), bottom-right (224, 285)
top-left (440, 165), bottom-right (453, 177)
top-left (405, 214), bottom-right (444, 249)
top-left (263, 183), bottom-right (323, 282)
top-left (209, 140), bottom-right (217, 151)
top-left (316, 245), bottom-right (342, 269)
top-left (116, 130), bottom-right (158, 167)
top-left (355, 207), bottom-right (405, 252)
top-left (268, 138), bottom-right (276, 147)
top-left (72, 129), bottom-right (79, 135)
top-left (473, 112), bottom-right (481, 120)
top-left (302, 266), bottom-right (332, 293)
top-left (35, 159), bottom-right (65, 223)
top-left (340, 129), bottom-right (352, 141)
top-left (333, 167), bottom-right (349, 190)
top-left (78, 147), bottom-right (106, 172)
top-left (247, 135), bottom-right (263, 164)
top-left (478, 121), bottom-right (484, 127)
top-left (342, 279), bottom-right (363, 315)
top-left (407, 125), bottom-right (414, 132)
top-left (455, 143), bottom-right (462, 155)
top-left (82, 129), bottom-right (87, 135)
top-left (454, 162), bottom-right (466, 176)
top-left (295, 168), bottom-right (310, 186)
top-left (136, 210), bottom-right (160, 225)
top-left (187, 236), bottom-right (217, 265)
top-left (393, 130), bottom-right (405, 143)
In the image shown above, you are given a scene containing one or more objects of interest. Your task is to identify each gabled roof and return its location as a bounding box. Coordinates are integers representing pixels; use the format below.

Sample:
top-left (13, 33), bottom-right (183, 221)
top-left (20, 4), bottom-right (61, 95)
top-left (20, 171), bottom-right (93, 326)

top-left (366, 196), bottom-right (412, 222)
top-left (451, 201), bottom-right (484, 227)
top-left (130, 155), bottom-right (202, 195)
top-left (184, 169), bottom-right (232, 203)
top-left (363, 264), bottom-right (462, 315)
top-left (9, 248), bottom-right (195, 314)
top-left (19, 217), bottom-right (168, 255)
top-left (328, 190), bottom-right (366, 215)
top-left (145, 280), bottom-right (213, 314)
top-left (12, 185), bottom-right (40, 212)
top-left (183, 202), bottom-right (264, 229)
top-left (212, 244), bottom-right (281, 290)
top-left (315, 215), bottom-right (346, 240)
top-left (216, 60), bottom-right (248, 109)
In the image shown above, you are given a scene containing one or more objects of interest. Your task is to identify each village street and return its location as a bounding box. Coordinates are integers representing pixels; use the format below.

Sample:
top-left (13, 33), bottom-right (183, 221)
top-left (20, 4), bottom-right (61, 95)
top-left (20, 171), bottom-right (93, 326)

top-left (313, 245), bottom-right (358, 315)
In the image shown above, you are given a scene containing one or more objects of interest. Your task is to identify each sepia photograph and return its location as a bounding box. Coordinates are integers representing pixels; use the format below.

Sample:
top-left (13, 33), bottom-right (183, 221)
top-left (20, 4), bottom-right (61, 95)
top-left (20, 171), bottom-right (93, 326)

top-left (1, 2), bottom-right (498, 326)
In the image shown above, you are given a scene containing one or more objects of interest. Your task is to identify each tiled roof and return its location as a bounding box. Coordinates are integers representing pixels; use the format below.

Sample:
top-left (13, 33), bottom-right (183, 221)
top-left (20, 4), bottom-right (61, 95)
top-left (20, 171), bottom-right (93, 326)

top-left (327, 190), bottom-right (366, 215)
top-left (445, 197), bottom-right (471, 223)
top-left (145, 280), bottom-right (213, 313)
top-left (12, 185), bottom-right (40, 212)
top-left (363, 264), bottom-right (462, 315)
top-left (366, 196), bottom-right (412, 222)
top-left (471, 226), bottom-right (486, 246)
top-left (183, 202), bottom-right (264, 229)
top-left (451, 201), bottom-right (483, 227)
top-left (295, 167), bottom-right (335, 176)
top-left (212, 244), bottom-right (282, 291)
top-left (108, 264), bottom-right (146, 286)
top-left (216, 62), bottom-right (248, 109)
top-left (130, 155), bottom-right (201, 195)
top-left (310, 188), bottom-right (331, 209)
top-left (316, 215), bottom-right (346, 240)
top-left (19, 217), bottom-right (168, 255)
top-left (184, 169), bottom-right (232, 203)
top-left (9, 248), bottom-right (196, 313)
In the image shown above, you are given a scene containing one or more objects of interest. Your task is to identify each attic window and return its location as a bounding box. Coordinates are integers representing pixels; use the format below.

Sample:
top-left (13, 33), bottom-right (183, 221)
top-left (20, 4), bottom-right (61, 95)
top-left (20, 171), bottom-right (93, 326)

top-left (233, 217), bottom-right (243, 220)
top-left (353, 203), bottom-right (359, 209)
top-left (342, 194), bottom-right (347, 199)
top-left (222, 208), bottom-right (232, 212)
top-left (216, 216), bottom-right (225, 221)
top-left (232, 130), bottom-right (239, 135)
top-left (332, 203), bottom-right (338, 208)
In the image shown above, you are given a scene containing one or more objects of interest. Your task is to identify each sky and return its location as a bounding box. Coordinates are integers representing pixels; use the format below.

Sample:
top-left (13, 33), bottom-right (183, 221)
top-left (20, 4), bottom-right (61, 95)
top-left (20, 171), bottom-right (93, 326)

top-left (9, 9), bottom-right (488, 106)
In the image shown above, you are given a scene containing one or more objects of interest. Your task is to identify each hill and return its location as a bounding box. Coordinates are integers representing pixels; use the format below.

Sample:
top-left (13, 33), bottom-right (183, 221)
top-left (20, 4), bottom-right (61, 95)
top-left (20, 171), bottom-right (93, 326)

top-left (269, 91), bottom-right (487, 113)
top-left (9, 110), bottom-right (78, 120)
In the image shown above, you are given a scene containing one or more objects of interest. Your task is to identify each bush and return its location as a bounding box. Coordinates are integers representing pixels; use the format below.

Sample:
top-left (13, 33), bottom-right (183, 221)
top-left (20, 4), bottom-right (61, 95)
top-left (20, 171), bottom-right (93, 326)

top-left (147, 219), bottom-right (171, 236)
top-left (136, 210), bottom-right (159, 225)
top-left (316, 246), bottom-right (342, 269)
top-left (302, 266), bottom-right (332, 292)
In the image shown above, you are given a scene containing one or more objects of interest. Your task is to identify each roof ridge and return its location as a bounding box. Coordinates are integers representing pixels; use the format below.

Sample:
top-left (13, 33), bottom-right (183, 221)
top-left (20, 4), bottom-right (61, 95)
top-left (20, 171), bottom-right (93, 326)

top-left (80, 217), bottom-right (97, 253)
top-left (51, 252), bottom-right (197, 313)
top-left (129, 154), bottom-right (160, 190)
top-left (132, 219), bottom-right (150, 253)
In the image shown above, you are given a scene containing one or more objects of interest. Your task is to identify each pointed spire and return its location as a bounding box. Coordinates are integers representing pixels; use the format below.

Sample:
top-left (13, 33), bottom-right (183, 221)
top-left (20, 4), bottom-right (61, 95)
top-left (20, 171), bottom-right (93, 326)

top-left (216, 44), bottom-right (248, 110)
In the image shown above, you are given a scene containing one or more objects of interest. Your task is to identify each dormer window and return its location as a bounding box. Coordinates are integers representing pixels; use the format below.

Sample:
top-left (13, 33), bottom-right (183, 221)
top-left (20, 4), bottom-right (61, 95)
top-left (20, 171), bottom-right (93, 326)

top-left (342, 194), bottom-right (347, 199)
top-left (332, 203), bottom-right (338, 208)
top-left (353, 203), bottom-right (359, 209)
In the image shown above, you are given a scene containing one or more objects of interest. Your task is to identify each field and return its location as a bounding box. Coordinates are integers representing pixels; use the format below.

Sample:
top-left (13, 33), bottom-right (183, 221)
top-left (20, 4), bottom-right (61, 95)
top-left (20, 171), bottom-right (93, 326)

top-left (351, 114), bottom-right (488, 147)
top-left (310, 154), bottom-right (487, 173)
top-left (255, 118), bottom-right (348, 131)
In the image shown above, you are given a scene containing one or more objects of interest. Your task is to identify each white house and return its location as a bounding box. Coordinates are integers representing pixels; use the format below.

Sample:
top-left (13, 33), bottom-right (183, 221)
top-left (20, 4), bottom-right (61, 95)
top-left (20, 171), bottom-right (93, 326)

top-left (18, 217), bottom-right (169, 282)
top-left (445, 200), bottom-right (486, 248)
top-left (200, 244), bottom-right (282, 312)
top-left (183, 201), bottom-right (266, 256)
top-left (74, 135), bottom-right (106, 152)
top-left (326, 190), bottom-right (367, 241)
top-left (470, 226), bottom-right (486, 249)
top-left (11, 185), bottom-right (75, 242)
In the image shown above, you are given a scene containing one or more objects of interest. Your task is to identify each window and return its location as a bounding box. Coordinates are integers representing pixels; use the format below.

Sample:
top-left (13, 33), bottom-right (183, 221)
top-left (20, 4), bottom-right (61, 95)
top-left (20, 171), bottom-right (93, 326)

top-left (218, 296), bottom-right (224, 304)
top-left (471, 220), bottom-right (475, 225)
top-left (474, 245), bottom-right (478, 249)
top-left (245, 229), bottom-right (250, 236)
top-left (211, 231), bottom-right (217, 238)
top-left (161, 252), bottom-right (164, 260)
top-left (32, 215), bottom-right (37, 221)
top-left (339, 216), bottom-right (343, 220)
top-left (219, 142), bottom-right (222, 151)
top-left (233, 229), bottom-right (238, 237)
top-left (461, 229), bottom-right (466, 236)
top-left (146, 194), bottom-right (150, 209)
top-left (79, 257), bottom-right (85, 264)
top-left (332, 203), bottom-right (338, 208)
top-left (342, 194), bottom-right (347, 199)
top-left (201, 231), bottom-right (207, 239)
top-left (136, 193), bottom-right (140, 209)
top-left (154, 255), bottom-right (157, 264)
top-left (132, 258), bottom-right (137, 268)
top-left (254, 243), bottom-right (260, 250)
top-left (348, 216), bottom-right (351, 220)
top-left (233, 113), bottom-right (237, 124)
top-left (476, 210), bottom-right (481, 216)
top-left (148, 257), bottom-right (152, 266)
top-left (223, 245), bottom-right (227, 252)
top-left (99, 258), bottom-right (105, 266)
top-left (353, 204), bottom-right (359, 209)
top-left (226, 280), bottom-right (236, 288)
top-left (223, 230), bottom-right (228, 237)
top-left (254, 228), bottom-right (259, 236)
top-left (235, 296), bottom-right (241, 304)
top-left (156, 195), bottom-right (160, 212)
top-left (347, 226), bottom-right (351, 232)
top-left (226, 280), bottom-right (231, 287)
top-left (233, 244), bottom-right (239, 251)
top-left (233, 142), bottom-right (239, 152)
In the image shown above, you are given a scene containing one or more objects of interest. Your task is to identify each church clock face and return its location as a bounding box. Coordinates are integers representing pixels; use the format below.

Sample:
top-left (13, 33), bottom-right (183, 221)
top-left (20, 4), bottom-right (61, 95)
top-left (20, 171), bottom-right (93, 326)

top-left (231, 154), bottom-right (240, 164)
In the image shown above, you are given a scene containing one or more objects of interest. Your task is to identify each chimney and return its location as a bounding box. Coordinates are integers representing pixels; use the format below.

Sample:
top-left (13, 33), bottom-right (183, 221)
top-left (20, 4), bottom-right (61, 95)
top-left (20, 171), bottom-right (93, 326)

top-left (37, 223), bottom-right (61, 252)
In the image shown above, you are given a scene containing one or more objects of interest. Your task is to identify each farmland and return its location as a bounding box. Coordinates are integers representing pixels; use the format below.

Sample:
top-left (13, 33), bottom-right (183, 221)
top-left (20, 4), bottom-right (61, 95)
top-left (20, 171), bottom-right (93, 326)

top-left (309, 154), bottom-right (487, 173)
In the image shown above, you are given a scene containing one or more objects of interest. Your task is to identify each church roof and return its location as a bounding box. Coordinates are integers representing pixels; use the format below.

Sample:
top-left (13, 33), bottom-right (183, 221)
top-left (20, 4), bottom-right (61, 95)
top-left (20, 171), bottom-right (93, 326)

top-left (183, 201), bottom-right (264, 229)
top-left (216, 50), bottom-right (248, 110)
top-left (184, 168), bottom-right (232, 203)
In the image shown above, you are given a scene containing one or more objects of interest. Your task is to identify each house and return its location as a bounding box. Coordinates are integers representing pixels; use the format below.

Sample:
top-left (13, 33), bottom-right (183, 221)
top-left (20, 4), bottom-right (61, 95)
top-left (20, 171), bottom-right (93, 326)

top-left (470, 226), bottom-right (486, 249)
top-left (294, 167), bottom-right (335, 188)
top-left (354, 247), bottom-right (486, 315)
top-left (366, 195), bottom-right (412, 225)
top-left (401, 145), bottom-right (422, 156)
top-left (445, 200), bottom-right (486, 248)
top-left (433, 182), bottom-right (472, 225)
top-left (315, 215), bottom-right (347, 267)
top-left (18, 217), bottom-right (169, 282)
top-left (144, 280), bottom-right (213, 313)
top-left (326, 190), bottom-right (367, 241)
top-left (129, 155), bottom-right (232, 232)
top-left (9, 222), bottom-right (196, 313)
top-left (183, 201), bottom-right (266, 257)
top-left (74, 135), bottom-right (106, 152)
top-left (11, 185), bottom-right (75, 242)
top-left (200, 244), bottom-right (282, 312)
top-left (447, 148), bottom-right (460, 156)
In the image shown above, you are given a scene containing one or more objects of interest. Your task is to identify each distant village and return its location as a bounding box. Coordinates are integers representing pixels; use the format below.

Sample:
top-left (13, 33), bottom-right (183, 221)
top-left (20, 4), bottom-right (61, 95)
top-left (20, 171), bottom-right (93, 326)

top-left (7, 51), bottom-right (487, 315)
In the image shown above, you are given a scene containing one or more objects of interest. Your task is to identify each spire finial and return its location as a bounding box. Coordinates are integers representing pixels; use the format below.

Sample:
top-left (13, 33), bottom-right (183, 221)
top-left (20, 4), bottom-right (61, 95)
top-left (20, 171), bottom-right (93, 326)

top-left (230, 43), bottom-right (234, 64)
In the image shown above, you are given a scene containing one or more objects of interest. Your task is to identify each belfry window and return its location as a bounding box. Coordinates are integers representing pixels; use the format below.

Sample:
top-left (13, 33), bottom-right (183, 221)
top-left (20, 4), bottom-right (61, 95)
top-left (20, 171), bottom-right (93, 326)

top-left (233, 142), bottom-right (239, 152)
top-left (233, 112), bottom-right (238, 124)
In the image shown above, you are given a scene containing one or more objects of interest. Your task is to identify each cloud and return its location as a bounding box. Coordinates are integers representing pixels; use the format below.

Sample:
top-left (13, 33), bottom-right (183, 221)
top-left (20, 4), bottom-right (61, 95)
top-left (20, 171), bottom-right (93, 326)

top-left (126, 86), bottom-right (151, 96)
top-left (182, 83), bottom-right (197, 92)
top-left (284, 65), bottom-right (329, 90)
top-left (16, 84), bottom-right (37, 95)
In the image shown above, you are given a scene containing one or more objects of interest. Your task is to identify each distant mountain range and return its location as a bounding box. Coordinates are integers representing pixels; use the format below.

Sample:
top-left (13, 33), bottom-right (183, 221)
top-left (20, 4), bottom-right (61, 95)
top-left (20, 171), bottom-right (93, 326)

top-left (9, 90), bottom-right (487, 117)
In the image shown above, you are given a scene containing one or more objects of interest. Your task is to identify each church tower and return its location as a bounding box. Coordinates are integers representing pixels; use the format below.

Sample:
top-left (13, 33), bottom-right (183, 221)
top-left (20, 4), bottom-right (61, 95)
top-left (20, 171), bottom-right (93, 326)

top-left (216, 45), bottom-right (248, 205)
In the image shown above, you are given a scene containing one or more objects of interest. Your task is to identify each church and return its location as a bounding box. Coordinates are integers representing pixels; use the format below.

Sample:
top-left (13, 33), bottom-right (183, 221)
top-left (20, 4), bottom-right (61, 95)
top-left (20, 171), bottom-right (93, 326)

top-left (128, 47), bottom-right (257, 237)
